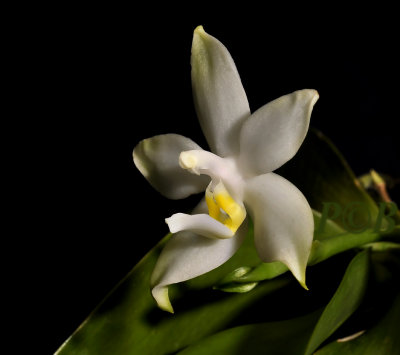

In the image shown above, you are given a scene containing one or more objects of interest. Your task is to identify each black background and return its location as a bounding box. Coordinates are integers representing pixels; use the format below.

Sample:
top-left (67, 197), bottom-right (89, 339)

top-left (17, 7), bottom-right (399, 353)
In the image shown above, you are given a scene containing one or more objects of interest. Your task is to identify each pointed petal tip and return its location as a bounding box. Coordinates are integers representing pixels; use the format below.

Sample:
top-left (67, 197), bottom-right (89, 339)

top-left (294, 269), bottom-right (309, 290)
top-left (310, 89), bottom-right (319, 106)
top-left (292, 264), bottom-right (309, 290)
top-left (164, 306), bottom-right (174, 314)
top-left (300, 281), bottom-right (309, 291)
top-left (194, 25), bottom-right (206, 35)
top-left (300, 89), bottom-right (319, 105)
top-left (192, 25), bottom-right (209, 49)
top-left (152, 286), bottom-right (175, 314)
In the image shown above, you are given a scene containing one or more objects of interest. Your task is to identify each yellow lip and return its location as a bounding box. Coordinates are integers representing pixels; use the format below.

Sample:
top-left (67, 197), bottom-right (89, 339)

top-left (205, 182), bottom-right (246, 234)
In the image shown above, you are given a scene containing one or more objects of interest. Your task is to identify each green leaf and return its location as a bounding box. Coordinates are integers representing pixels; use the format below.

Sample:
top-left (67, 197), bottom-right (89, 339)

top-left (55, 233), bottom-right (289, 355)
top-left (304, 250), bottom-right (370, 355)
top-left (315, 294), bottom-right (400, 355)
top-left (177, 310), bottom-right (322, 355)
top-left (218, 214), bottom-right (380, 287)
top-left (313, 209), bottom-right (346, 240)
top-left (278, 129), bottom-right (380, 230)
top-left (307, 229), bottom-right (378, 266)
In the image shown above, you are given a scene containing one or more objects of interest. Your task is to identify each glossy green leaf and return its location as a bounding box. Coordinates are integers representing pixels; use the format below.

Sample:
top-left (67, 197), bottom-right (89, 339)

top-left (315, 294), bottom-right (400, 355)
top-left (304, 250), bottom-right (370, 355)
top-left (177, 310), bottom-right (322, 355)
top-left (56, 231), bottom-right (289, 355)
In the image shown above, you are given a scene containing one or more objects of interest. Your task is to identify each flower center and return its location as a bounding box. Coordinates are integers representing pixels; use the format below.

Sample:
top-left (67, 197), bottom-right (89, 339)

top-left (205, 181), bottom-right (246, 233)
top-left (179, 150), bottom-right (246, 234)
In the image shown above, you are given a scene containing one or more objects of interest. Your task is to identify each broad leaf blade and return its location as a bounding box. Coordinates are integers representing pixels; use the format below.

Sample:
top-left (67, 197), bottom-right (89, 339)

top-left (305, 250), bottom-right (370, 355)
top-left (55, 232), bottom-right (288, 355)
top-left (177, 310), bottom-right (322, 355)
top-left (315, 294), bottom-right (400, 355)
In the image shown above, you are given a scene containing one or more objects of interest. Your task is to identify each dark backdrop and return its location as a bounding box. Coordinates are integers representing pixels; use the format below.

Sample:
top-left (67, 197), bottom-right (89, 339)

top-left (24, 8), bottom-right (399, 353)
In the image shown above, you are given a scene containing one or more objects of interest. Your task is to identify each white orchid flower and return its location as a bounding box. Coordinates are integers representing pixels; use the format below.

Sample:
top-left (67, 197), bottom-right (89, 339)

top-left (133, 26), bottom-right (319, 313)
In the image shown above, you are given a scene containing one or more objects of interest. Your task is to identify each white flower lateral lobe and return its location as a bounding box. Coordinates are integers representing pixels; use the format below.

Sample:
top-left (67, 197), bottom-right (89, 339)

top-left (165, 213), bottom-right (235, 239)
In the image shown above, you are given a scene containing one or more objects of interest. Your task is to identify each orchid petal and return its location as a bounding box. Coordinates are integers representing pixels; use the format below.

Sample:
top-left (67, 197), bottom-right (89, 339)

top-left (191, 26), bottom-right (250, 157)
top-left (166, 213), bottom-right (234, 239)
top-left (133, 134), bottom-right (209, 199)
top-left (244, 172), bottom-right (314, 287)
top-left (151, 219), bottom-right (248, 312)
top-left (239, 90), bottom-right (319, 175)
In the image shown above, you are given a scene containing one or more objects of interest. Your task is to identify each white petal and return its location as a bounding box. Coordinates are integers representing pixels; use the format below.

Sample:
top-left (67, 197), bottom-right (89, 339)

top-left (239, 90), bottom-right (319, 175)
top-left (133, 134), bottom-right (209, 199)
top-left (165, 213), bottom-right (234, 239)
top-left (191, 26), bottom-right (250, 157)
top-left (244, 173), bottom-right (314, 287)
top-left (151, 219), bottom-right (248, 312)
